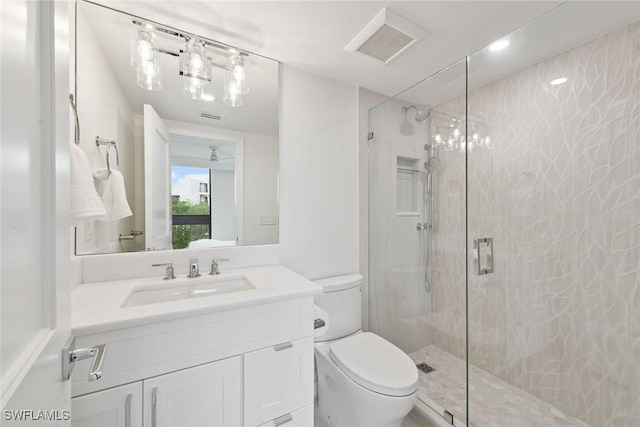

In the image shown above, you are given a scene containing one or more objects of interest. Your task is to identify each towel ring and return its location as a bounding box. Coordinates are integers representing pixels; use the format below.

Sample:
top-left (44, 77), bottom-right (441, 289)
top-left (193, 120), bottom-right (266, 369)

top-left (96, 137), bottom-right (119, 176)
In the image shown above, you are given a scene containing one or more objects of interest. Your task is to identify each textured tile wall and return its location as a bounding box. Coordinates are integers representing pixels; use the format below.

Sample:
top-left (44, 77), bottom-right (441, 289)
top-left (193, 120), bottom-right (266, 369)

top-left (430, 22), bottom-right (640, 426)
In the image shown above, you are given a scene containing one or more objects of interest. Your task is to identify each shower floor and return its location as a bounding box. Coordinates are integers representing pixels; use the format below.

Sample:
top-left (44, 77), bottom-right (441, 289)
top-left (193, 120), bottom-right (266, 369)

top-left (408, 345), bottom-right (590, 427)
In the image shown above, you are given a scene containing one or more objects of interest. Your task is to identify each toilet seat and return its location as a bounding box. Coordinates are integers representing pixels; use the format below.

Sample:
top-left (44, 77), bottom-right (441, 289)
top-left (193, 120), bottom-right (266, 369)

top-left (328, 332), bottom-right (418, 397)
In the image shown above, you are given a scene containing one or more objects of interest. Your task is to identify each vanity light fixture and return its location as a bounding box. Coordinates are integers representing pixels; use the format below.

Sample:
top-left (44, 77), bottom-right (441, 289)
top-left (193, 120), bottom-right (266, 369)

top-left (179, 38), bottom-right (212, 100)
top-left (229, 52), bottom-right (249, 94)
top-left (130, 27), bottom-right (162, 90)
top-left (223, 52), bottom-right (247, 107)
top-left (431, 111), bottom-right (492, 154)
top-left (130, 21), bottom-right (250, 105)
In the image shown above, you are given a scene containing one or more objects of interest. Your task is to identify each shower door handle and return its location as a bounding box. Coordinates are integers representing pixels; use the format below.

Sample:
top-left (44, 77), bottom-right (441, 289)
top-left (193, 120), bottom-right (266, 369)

top-left (473, 238), bottom-right (494, 275)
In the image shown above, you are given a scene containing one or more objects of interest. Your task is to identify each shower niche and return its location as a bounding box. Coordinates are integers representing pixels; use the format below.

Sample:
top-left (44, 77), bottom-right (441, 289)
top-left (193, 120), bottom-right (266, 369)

top-left (396, 156), bottom-right (421, 216)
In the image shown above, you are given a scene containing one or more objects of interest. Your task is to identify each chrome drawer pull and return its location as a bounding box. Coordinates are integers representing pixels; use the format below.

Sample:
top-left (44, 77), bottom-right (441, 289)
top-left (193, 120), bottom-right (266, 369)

top-left (124, 393), bottom-right (132, 427)
top-left (274, 413), bottom-right (293, 426)
top-left (273, 341), bottom-right (293, 351)
top-left (151, 387), bottom-right (158, 427)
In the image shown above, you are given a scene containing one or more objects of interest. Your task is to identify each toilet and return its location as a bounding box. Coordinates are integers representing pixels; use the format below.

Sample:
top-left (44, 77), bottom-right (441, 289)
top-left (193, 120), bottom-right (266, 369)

top-left (313, 274), bottom-right (418, 427)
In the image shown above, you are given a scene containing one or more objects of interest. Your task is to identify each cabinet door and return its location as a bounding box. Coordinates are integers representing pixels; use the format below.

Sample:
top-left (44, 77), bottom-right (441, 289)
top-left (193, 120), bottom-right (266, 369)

top-left (143, 356), bottom-right (242, 427)
top-left (72, 382), bottom-right (142, 427)
top-left (244, 337), bottom-right (314, 426)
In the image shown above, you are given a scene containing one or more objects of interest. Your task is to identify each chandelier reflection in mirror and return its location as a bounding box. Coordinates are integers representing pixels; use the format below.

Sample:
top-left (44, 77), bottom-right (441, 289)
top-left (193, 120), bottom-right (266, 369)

top-left (130, 21), bottom-right (249, 107)
top-left (431, 110), bottom-right (491, 153)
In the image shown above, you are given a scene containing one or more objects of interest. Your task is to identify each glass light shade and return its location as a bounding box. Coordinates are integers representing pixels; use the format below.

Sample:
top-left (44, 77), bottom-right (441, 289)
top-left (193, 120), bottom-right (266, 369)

top-left (180, 38), bottom-right (211, 81)
top-left (229, 53), bottom-right (249, 94)
top-left (136, 58), bottom-right (162, 91)
top-left (200, 93), bottom-right (215, 102)
top-left (183, 75), bottom-right (203, 100)
top-left (130, 27), bottom-right (157, 70)
top-left (224, 71), bottom-right (243, 107)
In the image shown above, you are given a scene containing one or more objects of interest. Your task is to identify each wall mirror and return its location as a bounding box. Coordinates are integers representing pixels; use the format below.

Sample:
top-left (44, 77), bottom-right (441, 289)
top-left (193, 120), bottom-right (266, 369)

top-left (75, 0), bottom-right (279, 255)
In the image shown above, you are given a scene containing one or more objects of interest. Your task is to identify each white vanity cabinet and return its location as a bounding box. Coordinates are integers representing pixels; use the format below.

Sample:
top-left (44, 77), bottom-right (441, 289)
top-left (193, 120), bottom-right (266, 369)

top-left (71, 296), bottom-right (316, 427)
top-left (72, 357), bottom-right (242, 427)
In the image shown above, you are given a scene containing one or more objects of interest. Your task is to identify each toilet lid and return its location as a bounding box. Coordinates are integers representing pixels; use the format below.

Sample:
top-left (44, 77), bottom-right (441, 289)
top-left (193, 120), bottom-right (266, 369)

top-left (329, 332), bottom-right (418, 397)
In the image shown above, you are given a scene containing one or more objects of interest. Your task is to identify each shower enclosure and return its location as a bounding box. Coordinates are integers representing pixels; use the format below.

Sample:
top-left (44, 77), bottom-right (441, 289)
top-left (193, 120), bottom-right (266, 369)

top-left (367, 3), bottom-right (639, 426)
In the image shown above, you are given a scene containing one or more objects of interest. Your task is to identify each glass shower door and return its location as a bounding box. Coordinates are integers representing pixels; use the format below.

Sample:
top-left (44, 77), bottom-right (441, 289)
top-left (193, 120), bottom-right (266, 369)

top-left (465, 4), bottom-right (639, 426)
top-left (368, 59), bottom-right (469, 425)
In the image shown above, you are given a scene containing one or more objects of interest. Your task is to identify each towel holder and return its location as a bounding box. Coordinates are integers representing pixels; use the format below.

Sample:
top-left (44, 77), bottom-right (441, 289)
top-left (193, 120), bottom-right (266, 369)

top-left (95, 137), bottom-right (120, 175)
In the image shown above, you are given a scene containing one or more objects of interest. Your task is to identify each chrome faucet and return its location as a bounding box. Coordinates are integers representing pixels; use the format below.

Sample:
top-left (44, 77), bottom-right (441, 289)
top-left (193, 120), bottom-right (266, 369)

top-left (152, 263), bottom-right (176, 280)
top-left (188, 258), bottom-right (201, 278)
top-left (209, 258), bottom-right (230, 275)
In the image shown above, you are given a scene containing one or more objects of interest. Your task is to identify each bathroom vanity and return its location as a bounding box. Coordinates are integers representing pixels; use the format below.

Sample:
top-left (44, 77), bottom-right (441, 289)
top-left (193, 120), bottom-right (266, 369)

top-left (70, 265), bottom-right (321, 427)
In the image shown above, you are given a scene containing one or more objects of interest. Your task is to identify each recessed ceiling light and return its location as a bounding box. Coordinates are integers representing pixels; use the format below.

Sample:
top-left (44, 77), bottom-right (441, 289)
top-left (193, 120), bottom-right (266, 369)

top-left (550, 77), bottom-right (568, 86)
top-left (489, 39), bottom-right (509, 52)
top-left (201, 94), bottom-right (215, 102)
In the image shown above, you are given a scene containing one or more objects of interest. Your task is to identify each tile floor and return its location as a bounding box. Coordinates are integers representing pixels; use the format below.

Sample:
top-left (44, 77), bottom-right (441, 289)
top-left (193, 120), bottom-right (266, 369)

top-left (409, 345), bottom-right (590, 427)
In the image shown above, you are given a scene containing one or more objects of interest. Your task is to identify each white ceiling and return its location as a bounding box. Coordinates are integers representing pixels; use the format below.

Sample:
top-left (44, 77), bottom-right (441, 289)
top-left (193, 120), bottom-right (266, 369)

top-left (89, 0), bottom-right (640, 119)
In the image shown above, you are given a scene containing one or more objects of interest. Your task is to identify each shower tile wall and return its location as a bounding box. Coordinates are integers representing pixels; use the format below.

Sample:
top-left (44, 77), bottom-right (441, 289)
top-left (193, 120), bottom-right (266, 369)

top-left (368, 97), bottom-right (434, 354)
top-left (432, 22), bottom-right (640, 426)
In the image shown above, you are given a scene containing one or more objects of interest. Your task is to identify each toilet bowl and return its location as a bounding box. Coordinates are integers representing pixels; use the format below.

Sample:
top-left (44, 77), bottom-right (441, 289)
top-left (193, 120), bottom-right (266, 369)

top-left (313, 275), bottom-right (418, 427)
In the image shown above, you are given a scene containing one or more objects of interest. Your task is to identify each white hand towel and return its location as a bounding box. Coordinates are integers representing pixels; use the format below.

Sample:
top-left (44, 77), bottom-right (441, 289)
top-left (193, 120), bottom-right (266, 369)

top-left (94, 168), bottom-right (132, 221)
top-left (70, 143), bottom-right (106, 223)
top-left (109, 170), bottom-right (133, 221)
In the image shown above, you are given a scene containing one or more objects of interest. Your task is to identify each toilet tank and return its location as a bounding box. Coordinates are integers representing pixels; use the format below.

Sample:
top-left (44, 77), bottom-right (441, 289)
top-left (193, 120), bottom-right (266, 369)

top-left (313, 274), bottom-right (363, 342)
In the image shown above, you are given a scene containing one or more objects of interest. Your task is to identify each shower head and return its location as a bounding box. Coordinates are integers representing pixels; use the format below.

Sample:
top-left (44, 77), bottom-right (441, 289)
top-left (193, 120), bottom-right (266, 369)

top-left (402, 105), bottom-right (431, 123)
top-left (425, 156), bottom-right (441, 172)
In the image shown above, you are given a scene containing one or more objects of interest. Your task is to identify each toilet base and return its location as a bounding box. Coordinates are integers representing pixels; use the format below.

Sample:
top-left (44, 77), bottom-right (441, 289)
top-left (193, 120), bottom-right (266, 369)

top-left (315, 342), bottom-right (416, 427)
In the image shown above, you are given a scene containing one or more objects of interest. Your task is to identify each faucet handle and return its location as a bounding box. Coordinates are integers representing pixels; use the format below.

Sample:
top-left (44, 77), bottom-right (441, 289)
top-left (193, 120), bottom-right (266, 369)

top-left (152, 263), bottom-right (176, 280)
top-left (209, 258), bottom-right (230, 275)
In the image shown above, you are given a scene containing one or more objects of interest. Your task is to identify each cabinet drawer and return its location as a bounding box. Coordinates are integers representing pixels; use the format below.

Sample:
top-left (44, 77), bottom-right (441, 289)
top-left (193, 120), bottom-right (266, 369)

top-left (72, 382), bottom-right (142, 427)
top-left (256, 404), bottom-right (313, 427)
top-left (244, 337), bottom-right (314, 426)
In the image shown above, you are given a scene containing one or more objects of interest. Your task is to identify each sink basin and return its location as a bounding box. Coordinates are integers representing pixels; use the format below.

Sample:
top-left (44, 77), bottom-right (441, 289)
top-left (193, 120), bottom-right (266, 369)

top-left (122, 275), bottom-right (255, 307)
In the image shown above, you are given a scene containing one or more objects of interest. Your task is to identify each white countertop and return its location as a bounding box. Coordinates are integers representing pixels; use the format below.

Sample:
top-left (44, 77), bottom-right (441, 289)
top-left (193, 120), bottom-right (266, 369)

top-left (72, 264), bottom-right (322, 335)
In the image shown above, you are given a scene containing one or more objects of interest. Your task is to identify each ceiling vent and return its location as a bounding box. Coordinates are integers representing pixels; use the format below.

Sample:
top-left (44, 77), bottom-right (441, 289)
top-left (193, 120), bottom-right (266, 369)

top-left (345, 8), bottom-right (429, 65)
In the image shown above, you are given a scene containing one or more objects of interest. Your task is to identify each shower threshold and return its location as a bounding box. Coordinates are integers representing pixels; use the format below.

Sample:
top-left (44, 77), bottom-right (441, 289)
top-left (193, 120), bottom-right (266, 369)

top-left (408, 345), bottom-right (590, 427)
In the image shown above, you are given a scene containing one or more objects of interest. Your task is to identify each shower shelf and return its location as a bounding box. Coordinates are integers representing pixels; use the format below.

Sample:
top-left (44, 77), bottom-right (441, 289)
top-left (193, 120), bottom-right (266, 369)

top-left (396, 167), bottom-right (420, 174)
top-left (397, 157), bottom-right (420, 215)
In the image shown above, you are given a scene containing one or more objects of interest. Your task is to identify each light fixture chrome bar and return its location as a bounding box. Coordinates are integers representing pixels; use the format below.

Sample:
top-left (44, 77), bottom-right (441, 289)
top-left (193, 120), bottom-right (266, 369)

top-left (157, 49), bottom-right (229, 71)
top-left (132, 20), bottom-right (249, 57)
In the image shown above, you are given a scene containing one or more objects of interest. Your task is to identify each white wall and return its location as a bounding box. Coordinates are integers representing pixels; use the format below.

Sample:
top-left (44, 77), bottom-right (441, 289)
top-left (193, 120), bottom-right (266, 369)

top-left (76, 10), bottom-right (136, 253)
top-left (279, 65), bottom-right (358, 280)
top-left (211, 170), bottom-right (236, 241)
top-left (244, 134), bottom-right (278, 245)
